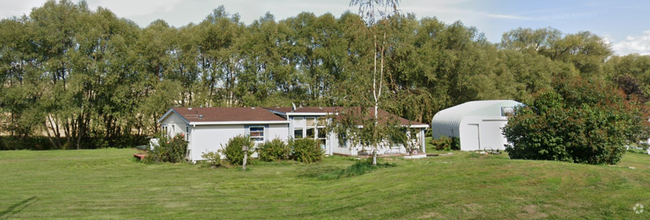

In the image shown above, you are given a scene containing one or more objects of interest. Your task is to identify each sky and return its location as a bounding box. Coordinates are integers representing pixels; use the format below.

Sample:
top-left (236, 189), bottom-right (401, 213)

top-left (1, 0), bottom-right (649, 55)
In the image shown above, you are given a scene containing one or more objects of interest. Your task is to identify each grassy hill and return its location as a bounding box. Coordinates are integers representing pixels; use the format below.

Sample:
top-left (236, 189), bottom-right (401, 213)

top-left (1, 148), bottom-right (649, 219)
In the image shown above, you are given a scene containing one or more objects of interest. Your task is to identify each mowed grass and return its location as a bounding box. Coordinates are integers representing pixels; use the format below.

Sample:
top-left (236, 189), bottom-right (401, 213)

top-left (1, 149), bottom-right (650, 219)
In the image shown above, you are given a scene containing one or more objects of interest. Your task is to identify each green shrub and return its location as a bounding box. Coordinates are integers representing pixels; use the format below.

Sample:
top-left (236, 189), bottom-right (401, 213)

top-left (201, 151), bottom-right (221, 167)
top-left (504, 77), bottom-right (648, 165)
top-left (0, 136), bottom-right (54, 150)
top-left (144, 134), bottom-right (187, 163)
top-left (257, 138), bottom-right (290, 161)
top-left (221, 135), bottom-right (254, 166)
top-left (290, 138), bottom-right (323, 164)
top-left (431, 136), bottom-right (460, 151)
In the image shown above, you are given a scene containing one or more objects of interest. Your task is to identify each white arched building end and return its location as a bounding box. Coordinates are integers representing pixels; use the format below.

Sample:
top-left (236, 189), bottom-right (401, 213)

top-left (431, 100), bottom-right (523, 151)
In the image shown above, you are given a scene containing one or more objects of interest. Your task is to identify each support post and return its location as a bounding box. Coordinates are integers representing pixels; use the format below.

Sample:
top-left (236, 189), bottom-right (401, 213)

top-left (242, 145), bottom-right (248, 171)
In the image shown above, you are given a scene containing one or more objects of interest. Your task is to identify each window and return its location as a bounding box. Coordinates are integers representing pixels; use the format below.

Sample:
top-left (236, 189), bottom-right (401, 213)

top-left (294, 116), bottom-right (327, 151)
top-left (294, 117), bottom-right (304, 126)
top-left (317, 117), bottom-right (327, 126)
top-left (161, 125), bottom-right (168, 136)
top-left (293, 117), bottom-right (304, 138)
top-left (294, 129), bottom-right (303, 138)
top-left (317, 128), bottom-right (326, 139)
top-left (306, 117), bottom-right (315, 126)
top-left (249, 126), bottom-right (264, 142)
top-left (338, 133), bottom-right (347, 148)
top-left (306, 128), bottom-right (315, 138)
top-left (501, 106), bottom-right (515, 116)
top-left (317, 128), bottom-right (327, 150)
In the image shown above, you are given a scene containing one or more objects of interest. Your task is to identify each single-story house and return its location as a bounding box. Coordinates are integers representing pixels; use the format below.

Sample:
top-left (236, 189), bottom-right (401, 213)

top-left (158, 106), bottom-right (429, 161)
top-left (430, 100), bottom-right (523, 151)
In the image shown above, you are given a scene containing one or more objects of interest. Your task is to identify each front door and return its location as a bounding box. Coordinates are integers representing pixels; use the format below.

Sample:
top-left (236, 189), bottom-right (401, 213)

top-left (466, 124), bottom-right (480, 151)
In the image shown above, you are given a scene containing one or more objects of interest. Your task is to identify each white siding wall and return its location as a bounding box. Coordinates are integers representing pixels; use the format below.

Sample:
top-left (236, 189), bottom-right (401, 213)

top-left (189, 125), bottom-right (245, 161)
top-left (161, 113), bottom-right (189, 138)
top-left (267, 124), bottom-right (290, 142)
top-left (188, 124), bottom-right (290, 161)
top-left (331, 132), bottom-right (354, 156)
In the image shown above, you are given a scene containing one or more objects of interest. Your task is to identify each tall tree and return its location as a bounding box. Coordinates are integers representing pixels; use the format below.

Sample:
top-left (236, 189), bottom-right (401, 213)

top-left (348, 0), bottom-right (401, 165)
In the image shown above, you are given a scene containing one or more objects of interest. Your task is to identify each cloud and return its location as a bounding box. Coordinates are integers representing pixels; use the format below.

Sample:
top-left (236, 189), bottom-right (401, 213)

top-left (487, 14), bottom-right (531, 20)
top-left (612, 30), bottom-right (650, 55)
top-left (88, 0), bottom-right (183, 17)
top-left (0, 0), bottom-right (47, 18)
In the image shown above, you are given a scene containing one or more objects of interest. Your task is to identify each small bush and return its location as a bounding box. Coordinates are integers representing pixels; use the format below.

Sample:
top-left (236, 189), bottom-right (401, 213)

top-left (221, 135), bottom-right (254, 166)
top-left (201, 151), bottom-right (221, 167)
top-left (290, 138), bottom-right (323, 164)
top-left (144, 134), bottom-right (187, 163)
top-left (257, 138), bottom-right (290, 161)
top-left (431, 136), bottom-right (460, 151)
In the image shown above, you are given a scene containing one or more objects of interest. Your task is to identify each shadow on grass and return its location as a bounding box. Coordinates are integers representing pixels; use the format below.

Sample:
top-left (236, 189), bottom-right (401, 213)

top-left (316, 161), bottom-right (397, 180)
top-left (297, 166), bottom-right (345, 178)
top-left (0, 196), bottom-right (37, 219)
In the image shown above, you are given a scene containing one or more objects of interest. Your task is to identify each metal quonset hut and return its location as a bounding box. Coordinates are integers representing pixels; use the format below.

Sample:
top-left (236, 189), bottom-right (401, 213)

top-left (431, 100), bottom-right (523, 151)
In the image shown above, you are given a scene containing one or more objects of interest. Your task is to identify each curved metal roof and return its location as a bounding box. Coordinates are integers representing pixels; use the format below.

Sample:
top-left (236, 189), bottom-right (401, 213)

top-left (431, 100), bottom-right (523, 138)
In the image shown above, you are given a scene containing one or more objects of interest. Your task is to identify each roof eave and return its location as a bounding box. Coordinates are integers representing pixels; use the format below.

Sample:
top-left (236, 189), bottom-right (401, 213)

top-left (189, 120), bottom-right (290, 126)
top-left (158, 108), bottom-right (190, 124)
top-left (286, 112), bottom-right (332, 116)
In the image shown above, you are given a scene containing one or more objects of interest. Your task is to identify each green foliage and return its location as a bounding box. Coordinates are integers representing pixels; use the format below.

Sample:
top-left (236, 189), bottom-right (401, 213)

top-left (201, 151), bottom-right (221, 167)
top-left (503, 77), bottom-right (649, 165)
top-left (2, 1), bottom-right (649, 152)
top-left (221, 135), bottom-right (254, 166)
top-left (144, 134), bottom-right (188, 163)
top-left (317, 159), bottom-right (396, 180)
top-left (430, 136), bottom-right (460, 151)
top-left (257, 138), bottom-right (291, 162)
top-left (289, 138), bottom-right (324, 164)
top-left (0, 136), bottom-right (59, 150)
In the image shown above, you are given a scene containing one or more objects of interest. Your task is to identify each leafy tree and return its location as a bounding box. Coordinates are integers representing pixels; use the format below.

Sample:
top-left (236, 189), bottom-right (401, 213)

top-left (196, 6), bottom-right (246, 107)
top-left (503, 77), bottom-right (649, 165)
top-left (347, 0), bottom-right (401, 165)
top-left (3, 0), bottom-right (648, 152)
top-left (500, 27), bottom-right (561, 53)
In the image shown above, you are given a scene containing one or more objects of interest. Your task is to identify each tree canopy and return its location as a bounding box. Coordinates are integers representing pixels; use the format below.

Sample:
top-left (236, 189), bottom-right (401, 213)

top-left (0, 0), bottom-right (648, 150)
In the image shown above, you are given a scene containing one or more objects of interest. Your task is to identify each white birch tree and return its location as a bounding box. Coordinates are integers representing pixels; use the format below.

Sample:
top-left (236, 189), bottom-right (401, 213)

top-left (349, 0), bottom-right (401, 165)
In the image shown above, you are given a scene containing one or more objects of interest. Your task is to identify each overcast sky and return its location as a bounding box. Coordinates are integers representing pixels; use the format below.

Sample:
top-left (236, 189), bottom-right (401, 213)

top-left (1, 0), bottom-right (649, 55)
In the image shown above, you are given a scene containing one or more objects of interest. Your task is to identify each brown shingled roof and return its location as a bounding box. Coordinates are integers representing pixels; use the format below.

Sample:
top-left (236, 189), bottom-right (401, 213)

top-left (337, 107), bottom-right (428, 127)
top-left (172, 107), bottom-right (286, 122)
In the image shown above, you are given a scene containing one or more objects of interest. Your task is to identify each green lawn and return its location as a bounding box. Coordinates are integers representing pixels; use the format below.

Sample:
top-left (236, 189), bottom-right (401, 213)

top-left (1, 149), bottom-right (650, 219)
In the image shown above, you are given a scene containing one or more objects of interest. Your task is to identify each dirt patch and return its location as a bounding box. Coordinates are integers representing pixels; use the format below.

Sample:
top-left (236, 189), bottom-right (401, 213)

top-left (462, 203), bottom-right (483, 214)
top-left (516, 204), bottom-right (549, 219)
top-left (418, 211), bottom-right (440, 219)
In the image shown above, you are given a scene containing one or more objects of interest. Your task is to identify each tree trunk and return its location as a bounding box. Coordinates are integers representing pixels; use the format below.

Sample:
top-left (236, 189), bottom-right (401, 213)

top-left (242, 150), bottom-right (248, 171)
